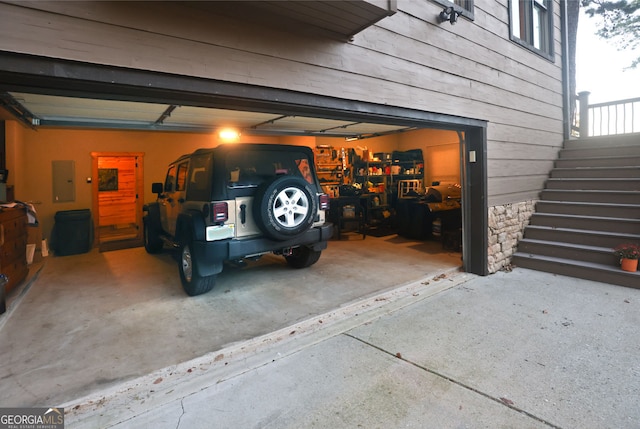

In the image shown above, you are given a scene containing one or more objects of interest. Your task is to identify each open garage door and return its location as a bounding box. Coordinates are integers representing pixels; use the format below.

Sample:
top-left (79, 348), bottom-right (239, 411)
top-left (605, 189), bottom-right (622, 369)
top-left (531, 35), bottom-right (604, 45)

top-left (0, 52), bottom-right (488, 276)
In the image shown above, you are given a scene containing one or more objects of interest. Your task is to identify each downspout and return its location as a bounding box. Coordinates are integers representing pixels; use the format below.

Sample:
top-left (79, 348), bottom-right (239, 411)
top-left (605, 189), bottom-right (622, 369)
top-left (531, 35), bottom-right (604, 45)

top-left (560, 0), bottom-right (572, 141)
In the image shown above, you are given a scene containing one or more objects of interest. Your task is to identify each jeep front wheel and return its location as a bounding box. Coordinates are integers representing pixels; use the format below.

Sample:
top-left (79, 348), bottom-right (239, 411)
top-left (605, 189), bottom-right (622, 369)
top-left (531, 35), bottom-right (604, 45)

top-left (143, 218), bottom-right (163, 254)
top-left (253, 176), bottom-right (317, 241)
top-left (178, 234), bottom-right (216, 296)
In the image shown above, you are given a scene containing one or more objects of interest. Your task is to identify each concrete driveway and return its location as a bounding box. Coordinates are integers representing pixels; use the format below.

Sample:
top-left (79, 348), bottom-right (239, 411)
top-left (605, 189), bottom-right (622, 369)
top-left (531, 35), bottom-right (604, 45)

top-left (67, 268), bottom-right (640, 429)
top-left (0, 234), bottom-right (461, 407)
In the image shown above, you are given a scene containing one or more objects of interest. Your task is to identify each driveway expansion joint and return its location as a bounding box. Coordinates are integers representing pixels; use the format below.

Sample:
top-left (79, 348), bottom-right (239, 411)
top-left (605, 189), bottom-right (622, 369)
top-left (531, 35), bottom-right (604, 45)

top-left (345, 332), bottom-right (565, 429)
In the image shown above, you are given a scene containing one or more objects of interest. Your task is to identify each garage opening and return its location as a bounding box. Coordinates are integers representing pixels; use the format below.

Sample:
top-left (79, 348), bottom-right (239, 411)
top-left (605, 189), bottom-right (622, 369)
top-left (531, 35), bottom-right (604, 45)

top-left (0, 52), bottom-right (488, 281)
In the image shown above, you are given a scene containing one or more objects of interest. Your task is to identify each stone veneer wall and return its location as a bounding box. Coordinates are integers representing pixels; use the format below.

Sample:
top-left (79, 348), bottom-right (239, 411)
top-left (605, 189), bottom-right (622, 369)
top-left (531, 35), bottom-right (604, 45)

top-left (487, 200), bottom-right (537, 273)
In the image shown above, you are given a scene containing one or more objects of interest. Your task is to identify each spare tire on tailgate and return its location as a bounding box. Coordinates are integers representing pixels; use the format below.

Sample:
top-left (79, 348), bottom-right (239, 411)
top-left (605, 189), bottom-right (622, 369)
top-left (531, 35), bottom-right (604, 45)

top-left (253, 175), bottom-right (317, 241)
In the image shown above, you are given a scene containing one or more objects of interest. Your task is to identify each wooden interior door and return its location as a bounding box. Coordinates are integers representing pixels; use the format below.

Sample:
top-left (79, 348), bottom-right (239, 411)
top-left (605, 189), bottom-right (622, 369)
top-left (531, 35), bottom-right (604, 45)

top-left (91, 152), bottom-right (144, 251)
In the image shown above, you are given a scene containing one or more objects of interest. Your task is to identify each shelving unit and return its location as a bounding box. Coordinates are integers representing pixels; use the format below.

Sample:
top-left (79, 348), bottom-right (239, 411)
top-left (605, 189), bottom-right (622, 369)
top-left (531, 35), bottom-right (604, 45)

top-left (351, 150), bottom-right (424, 207)
top-left (362, 193), bottom-right (392, 231)
top-left (314, 146), bottom-right (345, 198)
top-left (330, 196), bottom-right (366, 240)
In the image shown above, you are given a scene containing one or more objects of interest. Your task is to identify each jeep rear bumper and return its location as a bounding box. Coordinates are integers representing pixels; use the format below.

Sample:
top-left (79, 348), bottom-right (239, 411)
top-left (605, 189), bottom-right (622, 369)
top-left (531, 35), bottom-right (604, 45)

top-left (192, 223), bottom-right (333, 277)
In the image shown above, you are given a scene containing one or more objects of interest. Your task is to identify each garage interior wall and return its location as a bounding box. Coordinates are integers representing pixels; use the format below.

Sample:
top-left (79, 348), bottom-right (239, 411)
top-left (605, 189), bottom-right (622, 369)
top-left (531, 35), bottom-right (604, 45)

top-left (5, 122), bottom-right (459, 243)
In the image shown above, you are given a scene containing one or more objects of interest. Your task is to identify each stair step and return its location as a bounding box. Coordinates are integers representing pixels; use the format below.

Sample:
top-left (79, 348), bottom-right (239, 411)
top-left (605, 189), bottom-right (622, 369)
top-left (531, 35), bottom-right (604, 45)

top-left (545, 178), bottom-right (640, 191)
top-left (512, 253), bottom-right (639, 289)
top-left (563, 134), bottom-right (640, 150)
top-left (535, 200), bottom-right (640, 218)
top-left (550, 166), bottom-right (640, 178)
top-left (529, 212), bottom-right (640, 234)
top-left (517, 135), bottom-right (640, 286)
top-left (559, 145), bottom-right (640, 159)
top-left (523, 225), bottom-right (640, 248)
top-left (555, 156), bottom-right (640, 168)
top-left (540, 189), bottom-right (640, 204)
top-left (517, 239), bottom-right (617, 265)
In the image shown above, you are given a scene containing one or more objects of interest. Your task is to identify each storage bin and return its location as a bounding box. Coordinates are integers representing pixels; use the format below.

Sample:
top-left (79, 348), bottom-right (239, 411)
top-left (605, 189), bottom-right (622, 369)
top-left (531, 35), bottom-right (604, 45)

top-left (52, 209), bottom-right (93, 256)
top-left (343, 205), bottom-right (356, 218)
top-left (432, 218), bottom-right (442, 237)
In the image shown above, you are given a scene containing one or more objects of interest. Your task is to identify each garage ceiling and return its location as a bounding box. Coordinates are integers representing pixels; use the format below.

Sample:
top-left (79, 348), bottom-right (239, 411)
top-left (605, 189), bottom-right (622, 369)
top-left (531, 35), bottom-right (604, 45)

top-left (1, 91), bottom-right (415, 139)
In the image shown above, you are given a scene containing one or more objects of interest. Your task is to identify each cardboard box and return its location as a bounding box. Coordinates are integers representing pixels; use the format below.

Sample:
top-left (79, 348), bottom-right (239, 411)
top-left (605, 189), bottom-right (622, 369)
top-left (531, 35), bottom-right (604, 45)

top-left (27, 224), bottom-right (44, 263)
top-left (27, 225), bottom-right (42, 250)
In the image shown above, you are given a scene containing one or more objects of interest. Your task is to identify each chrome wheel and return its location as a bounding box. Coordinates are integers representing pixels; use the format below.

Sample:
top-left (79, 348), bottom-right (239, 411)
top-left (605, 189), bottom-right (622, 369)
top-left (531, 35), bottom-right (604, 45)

top-left (181, 244), bottom-right (193, 283)
top-left (272, 186), bottom-right (310, 228)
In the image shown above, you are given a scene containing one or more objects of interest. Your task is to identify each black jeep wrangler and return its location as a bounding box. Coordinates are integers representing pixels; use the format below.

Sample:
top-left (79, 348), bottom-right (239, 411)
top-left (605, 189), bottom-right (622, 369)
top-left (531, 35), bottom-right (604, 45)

top-left (143, 143), bottom-right (333, 296)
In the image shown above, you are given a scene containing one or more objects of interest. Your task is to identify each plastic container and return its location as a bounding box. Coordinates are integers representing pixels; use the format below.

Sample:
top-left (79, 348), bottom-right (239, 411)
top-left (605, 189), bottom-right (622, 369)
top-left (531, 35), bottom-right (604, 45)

top-left (52, 209), bottom-right (93, 256)
top-left (432, 218), bottom-right (442, 237)
top-left (343, 205), bottom-right (356, 218)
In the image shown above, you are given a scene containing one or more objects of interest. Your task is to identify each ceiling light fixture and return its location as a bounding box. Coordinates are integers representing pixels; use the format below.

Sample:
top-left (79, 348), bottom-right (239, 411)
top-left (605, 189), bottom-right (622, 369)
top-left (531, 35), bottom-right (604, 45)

top-left (218, 128), bottom-right (241, 142)
top-left (438, 6), bottom-right (461, 25)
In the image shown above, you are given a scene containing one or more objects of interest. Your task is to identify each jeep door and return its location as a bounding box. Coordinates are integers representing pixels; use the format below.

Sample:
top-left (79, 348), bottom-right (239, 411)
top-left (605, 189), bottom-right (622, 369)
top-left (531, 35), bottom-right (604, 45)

top-left (160, 161), bottom-right (188, 236)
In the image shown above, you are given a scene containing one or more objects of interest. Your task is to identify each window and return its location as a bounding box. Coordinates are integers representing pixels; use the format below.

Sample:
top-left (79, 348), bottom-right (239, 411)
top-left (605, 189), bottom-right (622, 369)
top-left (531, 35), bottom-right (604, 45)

top-left (164, 165), bottom-right (176, 192)
top-left (510, 0), bottom-right (554, 59)
top-left (187, 154), bottom-right (212, 201)
top-left (176, 162), bottom-right (188, 191)
top-left (454, 0), bottom-right (474, 15)
top-left (225, 149), bottom-right (313, 188)
top-left (98, 168), bottom-right (118, 192)
top-left (436, 0), bottom-right (474, 20)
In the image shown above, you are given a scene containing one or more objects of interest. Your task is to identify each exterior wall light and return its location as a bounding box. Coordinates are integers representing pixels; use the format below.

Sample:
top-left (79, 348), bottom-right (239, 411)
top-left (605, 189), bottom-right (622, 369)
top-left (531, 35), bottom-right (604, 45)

top-left (438, 6), bottom-right (461, 25)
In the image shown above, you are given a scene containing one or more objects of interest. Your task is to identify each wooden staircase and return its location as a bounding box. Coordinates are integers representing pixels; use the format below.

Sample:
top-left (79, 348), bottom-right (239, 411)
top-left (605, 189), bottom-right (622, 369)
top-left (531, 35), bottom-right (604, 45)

top-left (512, 133), bottom-right (640, 288)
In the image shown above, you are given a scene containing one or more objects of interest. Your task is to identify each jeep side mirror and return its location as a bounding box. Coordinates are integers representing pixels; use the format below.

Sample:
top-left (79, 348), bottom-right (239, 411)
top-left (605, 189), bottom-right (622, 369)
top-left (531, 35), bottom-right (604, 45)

top-left (152, 182), bottom-right (163, 195)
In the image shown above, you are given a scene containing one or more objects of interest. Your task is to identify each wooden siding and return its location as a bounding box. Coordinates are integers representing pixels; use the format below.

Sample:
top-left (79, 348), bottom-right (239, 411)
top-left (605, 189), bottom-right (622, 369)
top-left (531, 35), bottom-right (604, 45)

top-left (0, 0), bottom-right (566, 206)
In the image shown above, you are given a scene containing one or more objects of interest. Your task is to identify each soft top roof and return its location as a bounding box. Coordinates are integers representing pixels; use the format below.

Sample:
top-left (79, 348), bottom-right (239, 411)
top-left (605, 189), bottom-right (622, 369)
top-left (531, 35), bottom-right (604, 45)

top-left (171, 143), bottom-right (314, 165)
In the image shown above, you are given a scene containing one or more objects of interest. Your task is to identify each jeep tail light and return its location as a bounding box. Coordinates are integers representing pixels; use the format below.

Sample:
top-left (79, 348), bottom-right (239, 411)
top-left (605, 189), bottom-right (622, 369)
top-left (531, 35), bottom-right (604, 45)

top-left (319, 194), bottom-right (330, 211)
top-left (211, 202), bottom-right (228, 223)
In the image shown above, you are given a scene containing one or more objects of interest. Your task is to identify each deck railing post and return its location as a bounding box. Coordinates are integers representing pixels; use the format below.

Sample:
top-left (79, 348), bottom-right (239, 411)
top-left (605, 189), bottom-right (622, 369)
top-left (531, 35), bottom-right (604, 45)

top-left (578, 91), bottom-right (590, 137)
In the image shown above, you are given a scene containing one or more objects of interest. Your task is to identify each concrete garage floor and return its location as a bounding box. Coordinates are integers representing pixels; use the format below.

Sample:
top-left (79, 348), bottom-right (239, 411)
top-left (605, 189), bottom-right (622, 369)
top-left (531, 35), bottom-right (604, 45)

top-left (0, 233), bottom-right (461, 407)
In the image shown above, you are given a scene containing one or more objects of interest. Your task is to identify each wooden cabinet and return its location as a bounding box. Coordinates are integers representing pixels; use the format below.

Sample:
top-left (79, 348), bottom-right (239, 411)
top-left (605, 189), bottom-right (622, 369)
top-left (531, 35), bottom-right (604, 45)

top-left (0, 208), bottom-right (28, 294)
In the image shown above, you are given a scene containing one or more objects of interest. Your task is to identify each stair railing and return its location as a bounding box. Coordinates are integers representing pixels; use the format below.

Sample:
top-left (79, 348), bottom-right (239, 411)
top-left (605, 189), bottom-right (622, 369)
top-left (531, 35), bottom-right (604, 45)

top-left (576, 91), bottom-right (640, 137)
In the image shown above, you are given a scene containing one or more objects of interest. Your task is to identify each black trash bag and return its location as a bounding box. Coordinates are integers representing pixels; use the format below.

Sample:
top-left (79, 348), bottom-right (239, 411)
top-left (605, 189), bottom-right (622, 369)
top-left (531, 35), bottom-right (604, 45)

top-left (339, 185), bottom-right (362, 197)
